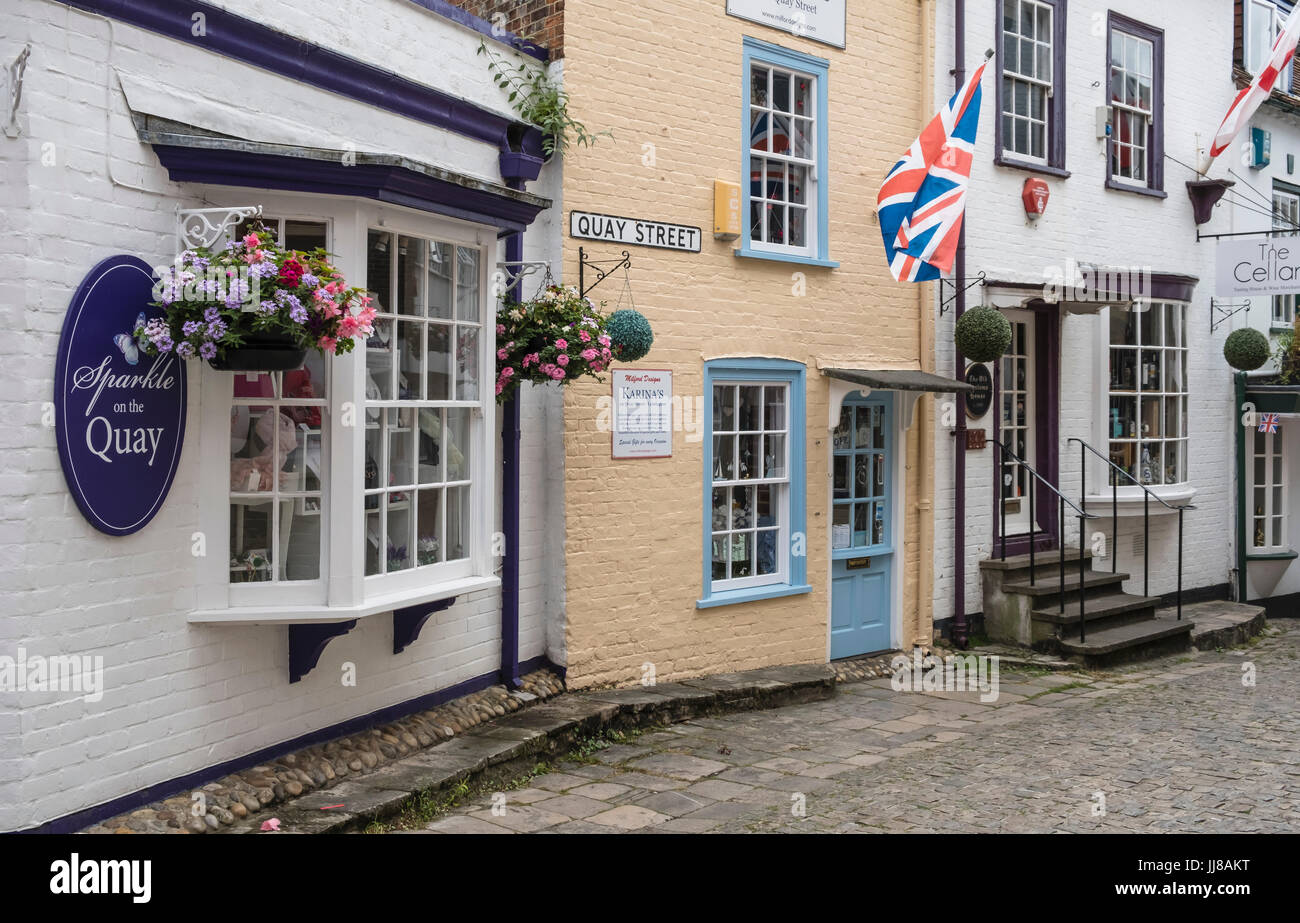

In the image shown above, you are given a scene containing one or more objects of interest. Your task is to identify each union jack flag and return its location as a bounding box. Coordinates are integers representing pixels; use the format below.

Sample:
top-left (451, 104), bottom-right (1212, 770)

top-left (1259, 413), bottom-right (1281, 434)
top-left (877, 53), bottom-right (991, 282)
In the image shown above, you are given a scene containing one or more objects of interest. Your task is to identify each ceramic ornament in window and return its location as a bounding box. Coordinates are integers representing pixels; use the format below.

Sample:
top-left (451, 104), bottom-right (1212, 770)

top-left (229, 411), bottom-right (298, 492)
top-left (136, 225), bottom-right (377, 372)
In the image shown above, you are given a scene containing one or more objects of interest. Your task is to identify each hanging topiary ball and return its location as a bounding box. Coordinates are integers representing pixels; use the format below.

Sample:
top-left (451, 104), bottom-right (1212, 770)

top-left (1223, 327), bottom-right (1270, 371)
top-left (606, 309), bottom-right (653, 362)
top-left (954, 306), bottom-right (1013, 362)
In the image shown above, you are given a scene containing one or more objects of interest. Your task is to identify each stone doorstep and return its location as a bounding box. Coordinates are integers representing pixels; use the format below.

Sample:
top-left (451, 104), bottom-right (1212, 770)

top-left (243, 662), bottom-right (839, 834)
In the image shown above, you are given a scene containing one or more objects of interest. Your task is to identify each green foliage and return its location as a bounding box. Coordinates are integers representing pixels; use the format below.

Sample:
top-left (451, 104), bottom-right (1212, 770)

top-left (1273, 323), bottom-right (1299, 383)
top-left (477, 40), bottom-right (611, 158)
top-left (954, 306), bottom-right (1013, 362)
top-left (1224, 327), bottom-right (1270, 371)
top-left (606, 309), bottom-right (654, 362)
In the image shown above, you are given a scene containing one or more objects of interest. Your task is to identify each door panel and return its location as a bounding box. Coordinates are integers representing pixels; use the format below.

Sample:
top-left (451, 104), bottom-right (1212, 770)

top-left (830, 394), bottom-right (893, 658)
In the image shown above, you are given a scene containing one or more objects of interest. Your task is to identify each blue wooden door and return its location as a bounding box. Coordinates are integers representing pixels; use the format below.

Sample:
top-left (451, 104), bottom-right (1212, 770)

top-left (830, 395), bottom-right (893, 658)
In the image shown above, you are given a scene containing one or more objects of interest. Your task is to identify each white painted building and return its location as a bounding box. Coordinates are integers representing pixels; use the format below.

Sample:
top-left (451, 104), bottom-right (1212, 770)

top-left (929, 0), bottom-right (1242, 647)
top-left (1221, 0), bottom-right (1300, 610)
top-left (0, 0), bottom-right (566, 832)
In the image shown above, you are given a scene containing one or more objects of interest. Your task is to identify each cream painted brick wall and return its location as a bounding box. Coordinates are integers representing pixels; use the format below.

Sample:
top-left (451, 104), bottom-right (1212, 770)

top-left (556, 0), bottom-right (932, 688)
top-left (1, 0), bottom-right (561, 830)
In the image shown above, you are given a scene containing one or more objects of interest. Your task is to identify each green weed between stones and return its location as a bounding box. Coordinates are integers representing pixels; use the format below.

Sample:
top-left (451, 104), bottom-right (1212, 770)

top-left (1022, 681), bottom-right (1091, 702)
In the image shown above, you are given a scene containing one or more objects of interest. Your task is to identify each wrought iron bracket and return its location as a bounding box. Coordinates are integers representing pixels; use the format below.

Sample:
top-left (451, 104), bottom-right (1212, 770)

top-left (938, 271), bottom-right (987, 316)
top-left (1211, 297), bottom-right (1250, 333)
top-left (288, 620), bottom-right (357, 684)
top-left (176, 205), bottom-right (262, 251)
top-left (495, 260), bottom-right (550, 300)
top-left (392, 597), bottom-right (458, 655)
top-left (3, 44), bottom-right (31, 138)
top-left (578, 246), bottom-right (631, 298)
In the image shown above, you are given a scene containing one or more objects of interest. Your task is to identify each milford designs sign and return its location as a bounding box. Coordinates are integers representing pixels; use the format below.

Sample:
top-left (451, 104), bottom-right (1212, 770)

top-left (570, 211), bottom-right (702, 253)
top-left (726, 0), bottom-right (846, 48)
top-left (1216, 238), bottom-right (1300, 297)
top-left (55, 255), bottom-right (187, 535)
top-left (612, 369), bottom-right (673, 459)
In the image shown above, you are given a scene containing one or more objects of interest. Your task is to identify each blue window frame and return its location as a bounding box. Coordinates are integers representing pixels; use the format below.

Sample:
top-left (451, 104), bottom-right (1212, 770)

top-left (738, 37), bottom-right (837, 268)
top-left (699, 358), bottom-right (810, 609)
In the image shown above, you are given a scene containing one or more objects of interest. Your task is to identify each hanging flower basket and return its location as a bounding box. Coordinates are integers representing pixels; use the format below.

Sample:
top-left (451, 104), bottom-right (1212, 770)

top-left (495, 285), bottom-right (616, 403)
top-left (136, 226), bottom-right (376, 372)
top-left (208, 331), bottom-right (307, 372)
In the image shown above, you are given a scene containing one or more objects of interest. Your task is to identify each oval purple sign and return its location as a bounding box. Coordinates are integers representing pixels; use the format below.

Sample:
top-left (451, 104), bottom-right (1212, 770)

top-left (55, 255), bottom-right (187, 536)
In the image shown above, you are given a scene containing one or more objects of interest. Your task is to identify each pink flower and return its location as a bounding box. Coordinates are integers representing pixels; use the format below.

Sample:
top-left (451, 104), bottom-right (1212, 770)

top-left (318, 335), bottom-right (337, 352)
top-left (551, 367), bottom-right (565, 379)
top-left (579, 330), bottom-right (591, 343)
top-left (597, 334), bottom-right (611, 347)
top-left (497, 348), bottom-right (508, 361)
top-left (242, 233), bottom-right (260, 248)
top-left (496, 381), bottom-right (504, 395)
top-left (555, 338), bottom-right (568, 350)
top-left (496, 323), bottom-right (506, 335)
top-left (590, 361), bottom-right (604, 372)
top-left (581, 348), bottom-right (598, 361)
top-left (502, 367), bottom-right (514, 377)
top-left (601, 347), bottom-right (612, 360)
top-left (557, 354), bottom-right (569, 367)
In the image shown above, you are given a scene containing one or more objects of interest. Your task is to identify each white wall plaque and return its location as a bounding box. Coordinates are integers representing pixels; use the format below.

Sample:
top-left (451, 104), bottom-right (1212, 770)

top-left (612, 369), bottom-right (673, 459)
top-left (726, 0), bottom-right (847, 49)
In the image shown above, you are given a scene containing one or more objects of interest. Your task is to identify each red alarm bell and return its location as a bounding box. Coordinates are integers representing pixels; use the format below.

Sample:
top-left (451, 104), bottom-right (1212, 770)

top-left (1022, 177), bottom-right (1050, 219)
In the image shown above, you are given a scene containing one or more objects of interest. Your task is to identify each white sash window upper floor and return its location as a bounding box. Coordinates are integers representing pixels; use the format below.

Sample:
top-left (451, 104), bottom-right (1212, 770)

top-left (1245, 0), bottom-right (1295, 94)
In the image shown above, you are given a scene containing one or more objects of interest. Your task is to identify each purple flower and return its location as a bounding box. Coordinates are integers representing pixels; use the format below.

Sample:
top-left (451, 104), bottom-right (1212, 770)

top-left (155, 335), bottom-right (174, 353)
top-left (258, 300), bottom-right (278, 315)
top-left (250, 261), bottom-right (279, 279)
top-left (289, 304), bottom-right (308, 324)
top-left (203, 306), bottom-right (220, 324)
top-left (300, 273), bottom-right (319, 288)
top-left (199, 341), bottom-right (217, 360)
top-left (207, 320), bottom-right (227, 339)
top-left (176, 341), bottom-right (196, 359)
top-left (182, 320), bottom-right (201, 336)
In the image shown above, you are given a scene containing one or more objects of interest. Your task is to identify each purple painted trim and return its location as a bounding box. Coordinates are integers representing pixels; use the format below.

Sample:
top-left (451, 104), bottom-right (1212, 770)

top-left (404, 0), bottom-right (549, 61)
top-left (1149, 272), bottom-right (1198, 302)
top-left (19, 653), bottom-right (564, 834)
top-left (994, 0), bottom-right (1068, 172)
top-left (500, 231), bottom-right (523, 691)
top-left (954, 0), bottom-right (969, 648)
top-left (393, 597), bottom-right (457, 655)
top-left (288, 620), bottom-right (357, 684)
top-left (149, 144), bottom-right (546, 235)
top-left (61, 0), bottom-right (545, 160)
top-left (1105, 11), bottom-right (1165, 194)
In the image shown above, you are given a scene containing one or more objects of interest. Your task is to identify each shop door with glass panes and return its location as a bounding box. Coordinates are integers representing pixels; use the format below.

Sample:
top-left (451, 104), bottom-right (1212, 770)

top-left (999, 309), bottom-right (1039, 535)
top-left (830, 394), bottom-right (893, 658)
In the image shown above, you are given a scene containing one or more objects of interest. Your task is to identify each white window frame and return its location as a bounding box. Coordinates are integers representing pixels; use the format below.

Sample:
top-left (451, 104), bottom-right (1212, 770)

top-left (1001, 0), bottom-right (1054, 164)
top-left (1107, 301), bottom-right (1189, 489)
top-left (1251, 425), bottom-right (1289, 551)
top-left (1273, 186), bottom-right (1300, 326)
top-left (746, 61), bottom-right (820, 258)
top-left (194, 194), bottom-right (497, 619)
top-left (1109, 29), bottom-right (1155, 187)
top-left (709, 381), bottom-right (791, 593)
top-left (1247, 0), bottom-right (1294, 94)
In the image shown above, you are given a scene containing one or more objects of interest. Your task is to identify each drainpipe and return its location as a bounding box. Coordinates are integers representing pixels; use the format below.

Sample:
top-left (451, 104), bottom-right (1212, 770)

top-left (952, 0), bottom-right (970, 648)
top-left (917, 0), bottom-right (937, 649)
top-left (1235, 371), bottom-right (1248, 603)
top-left (500, 230), bottom-right (523, 689)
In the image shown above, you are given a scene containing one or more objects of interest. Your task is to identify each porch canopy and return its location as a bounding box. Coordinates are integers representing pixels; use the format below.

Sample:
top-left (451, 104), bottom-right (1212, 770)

top-left (822, 367), bottom-right (971, 429)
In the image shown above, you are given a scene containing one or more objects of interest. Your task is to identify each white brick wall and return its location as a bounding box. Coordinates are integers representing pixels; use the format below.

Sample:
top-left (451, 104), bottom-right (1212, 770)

top-left (0, 0), bottom-right (564, 830)
top-left (931, 0), bottom-right (1239, 628)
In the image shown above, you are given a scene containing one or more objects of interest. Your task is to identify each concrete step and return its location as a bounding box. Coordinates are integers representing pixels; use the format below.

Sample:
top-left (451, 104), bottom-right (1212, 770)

top-left (1004, 569), bottom-right (1129, 598)
top-left (1155, 600), bottom-right (1267, 649)
top-left (980, 547), bottom-right (1093, 582)
top-left (1031, 592), bottom-right (1161, 629)
top-left (1057, 617), bottom-right (1193, 667)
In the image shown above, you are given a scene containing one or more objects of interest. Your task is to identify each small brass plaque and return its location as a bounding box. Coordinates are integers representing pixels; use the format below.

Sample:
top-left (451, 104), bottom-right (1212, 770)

top-left (846, 557), bottom-right (871, 570)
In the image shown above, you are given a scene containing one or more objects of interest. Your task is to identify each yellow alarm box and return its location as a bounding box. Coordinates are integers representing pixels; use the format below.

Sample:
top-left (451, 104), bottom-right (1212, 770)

top-left (713, 180), bottom-right (742, 241)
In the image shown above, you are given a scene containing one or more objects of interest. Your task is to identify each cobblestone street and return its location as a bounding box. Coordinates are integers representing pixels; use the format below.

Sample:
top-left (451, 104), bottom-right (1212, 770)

top-left (411, 623), bottom-right (1300, 834)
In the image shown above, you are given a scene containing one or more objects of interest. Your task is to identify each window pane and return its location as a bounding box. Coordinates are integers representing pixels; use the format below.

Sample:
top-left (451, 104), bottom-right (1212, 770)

top-left (789, 164), bottom-right (808, 205)
top-left (386, 494), bottom-right (413, 572)
top-left (712, 487), bottom-right (729, 531)
top-left (427, 242), bottom-right (453, 319)
top-left (756, 529), bottom-right (778, 575)
top-left (789, 207), bottom-right (806, 248)
top-left (416, 488), bottom-right (443, 566)
top-left (230, 503), bottom-right (273, 583)
top-left (793, 74), bottom-right (811, 115)
top-left (714, 385), bottom-right (735, 431)
top-left (284, 220), bottom-right (328, 252)
top-left (397, 321), bottom-right (422, 400)
top-left (737, 433), bottom-right (759, 479)
top-left (773, 71), bottom-right (790, 112)
top-left (764, 433), bottom-right (786, 478)
top-left (757, 484), bottom-right (776, 527)
top-left (793, 117), bottom-right (814, 159)
top-left (283, 499), bottom-right (320, 581)
top-left (445, 485), bottom-right (469, 561)
top-left (771, 115), bottom-right (791, 155)
top-left (713, 434), bottom-right (735, 480)
top-left (367, 318), bottom-right (394, 400)
top-left (445, 408), bottom-right (472, 482)
top-left (388, 407), bottom-right (415, 487)
top-left (833, 455), bottom-right (850, 499)
top-left (456, 326), bottom-right (479, 401)
top-left (426, 323), bottom-right (451, 400)
top-left (397, 236), bottom-right (424, 316)
top-left (855, 454), bottom-right (869, 497)
top-left (730, 532), bottom-right (752, 578)
top-left (365, 510), bottom-right (382, 575)
top-left (418, 408), bottom-right (443, 484)
top-left (367, 230), bottom-right (393, 312)
top-left (764, 385), bottom-right (786, 430)
top-left (456, 247), bottom-right (479, 321)
top-left (751, 66), bottom-right (769, 106)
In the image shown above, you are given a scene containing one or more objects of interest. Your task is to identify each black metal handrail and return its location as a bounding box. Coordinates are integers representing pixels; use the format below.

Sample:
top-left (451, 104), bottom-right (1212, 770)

top-left (1067, 438), bottom-right (1196, 622)
top-left (993, 439), bottom-right (1098, 641)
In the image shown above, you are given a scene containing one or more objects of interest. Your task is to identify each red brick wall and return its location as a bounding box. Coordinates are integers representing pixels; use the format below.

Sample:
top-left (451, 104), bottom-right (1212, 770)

top-left (452, 0), bottom-right (565, 58)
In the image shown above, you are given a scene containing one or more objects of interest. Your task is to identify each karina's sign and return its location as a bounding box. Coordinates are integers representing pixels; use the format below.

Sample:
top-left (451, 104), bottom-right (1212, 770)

top-left (726, 0), bottom-right (846, 49)
top-left (612, 369), bottom-right (673, 459)
top-left (55, 255), bottom-right (187, 535)
top-left (570, 211), bottom-right (702, 253)
top-left (1215, 238), bottom-right (1300, 297)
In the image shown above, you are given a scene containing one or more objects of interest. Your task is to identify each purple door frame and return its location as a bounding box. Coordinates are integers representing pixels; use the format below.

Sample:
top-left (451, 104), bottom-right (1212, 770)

top-left (992, 299), bottom-right (1061, 557)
